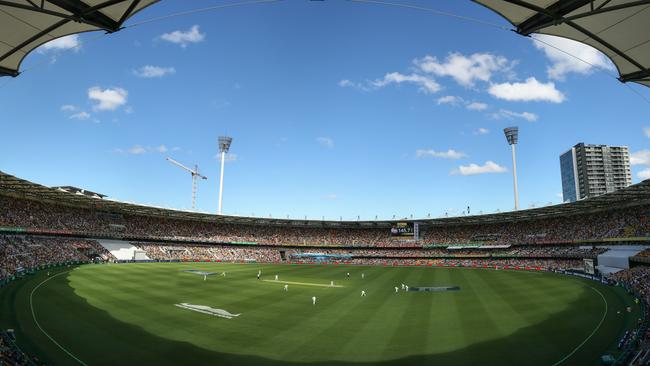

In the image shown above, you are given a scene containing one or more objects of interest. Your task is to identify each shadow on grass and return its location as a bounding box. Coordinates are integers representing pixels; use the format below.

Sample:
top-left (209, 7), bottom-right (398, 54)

top-left (11, 269), bottom-right (629, 366)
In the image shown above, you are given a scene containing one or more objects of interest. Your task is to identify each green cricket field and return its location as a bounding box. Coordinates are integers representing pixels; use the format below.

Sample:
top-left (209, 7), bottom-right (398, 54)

top-left (0, 263), bottom-right (641, 365)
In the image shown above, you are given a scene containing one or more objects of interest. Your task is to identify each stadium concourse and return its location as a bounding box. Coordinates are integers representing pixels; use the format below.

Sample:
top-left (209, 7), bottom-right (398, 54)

top-left (1, 172), bottom-right (650, 364)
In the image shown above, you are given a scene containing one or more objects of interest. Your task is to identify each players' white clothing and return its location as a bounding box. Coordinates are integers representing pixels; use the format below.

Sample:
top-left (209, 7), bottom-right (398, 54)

top-left (405, 285), bottom-right (409, 291)
top-left (395, 286), bottom-right (399, 293)
top-left (312, 296), bottom-right (316, 305)
top-left (401, 283), bottom-right (405, 290)
top-left (361, 273), bottom-right (365, 279)
top-left (275, 275), bottom-right (279, 281)
top-left (284, 284), bottom-right (288, 291)
top-left (361, 290), bottom-right (366, 296)
top-left (330, 281), bottom-right (334, 286)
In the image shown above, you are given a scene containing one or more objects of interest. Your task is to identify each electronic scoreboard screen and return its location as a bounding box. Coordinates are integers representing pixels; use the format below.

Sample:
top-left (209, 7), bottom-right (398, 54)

top-left (391, 222), bottom-right (415, 237)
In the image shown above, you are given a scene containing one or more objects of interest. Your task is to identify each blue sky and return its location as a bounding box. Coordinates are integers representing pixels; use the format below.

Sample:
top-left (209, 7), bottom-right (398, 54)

top-left (1, 0), bottom-right (649, 220)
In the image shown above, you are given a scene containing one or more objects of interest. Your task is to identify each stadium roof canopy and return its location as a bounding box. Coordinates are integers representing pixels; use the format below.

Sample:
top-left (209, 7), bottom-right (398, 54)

top-left (474, 0), bottom-right (650, 87)
top-left (0, 0), bottom-right (158, 77)
top-left (1, 171), bottom-right (649, 228)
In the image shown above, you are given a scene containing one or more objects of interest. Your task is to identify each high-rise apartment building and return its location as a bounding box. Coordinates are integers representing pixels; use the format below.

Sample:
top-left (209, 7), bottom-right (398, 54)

top-left (560, 143), bottom-right (631, 202)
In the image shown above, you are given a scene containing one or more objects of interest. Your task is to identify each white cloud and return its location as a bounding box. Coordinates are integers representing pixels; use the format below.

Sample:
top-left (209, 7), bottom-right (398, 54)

top-left (492, 109), bottom-right (539, 122)
top-left (60, 104), bottom-right (78, 112)
top-left (88, 86), bottom-right (128, 111)
top-left (115, 145), bottom-right (170, 155)
top-left (371, 72), bottom-right (440, 94)
top-left (339, 79), bottom-right (353, 87)
top-left (631, 150), bottom-right (650, 166)
top-left (466, 102), bottom-right (488, 111)
top-left (69, 111), bottom-right (91, 120)
top-left (39, 35), bottom-right (80, 52)
top-left (133, 65), bottom-right (176, 78)
top-left (323, 194), bottom-right (337, 201)
top-left (317, 137), bottom-right (334, 148)
top-left (128, 145), bottom-right (147, 155)
top-left (475, 128), bottom-right (489, 135)
top-left (416, 149), bottom-right (467, 159)
top-left (215, 153), bottom-right (238, 162)
top-left (488, 77), bottom-right (565, 103)
top-left (436, 95), bottom-right (462, 105)
top-left (154, 145), bottom-right (168, 153)
top-left (414, 53), bottom-right (512, 87)
top-left (532, 34), bottom-right (614, 80)
top-left (452, 161), bottom-right (507, 176)
top-left (160, 25), bottom-right (205, 47)
top-left (644, 127), bottom-right (650, 138)
top-left (638, 169), bottom-right (650, 180)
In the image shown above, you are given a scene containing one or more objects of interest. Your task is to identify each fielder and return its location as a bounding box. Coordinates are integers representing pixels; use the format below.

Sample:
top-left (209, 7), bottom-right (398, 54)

top-left (275, 274), bottom-right (279, 281)
top-left (284, 284), bottom-right (289, 291)
top-left (395, 286), bottom-right (399, 293)
top-left (361, 290), bottom-right (366, 297)
top-left (312, 296), bottom-right (317, 305)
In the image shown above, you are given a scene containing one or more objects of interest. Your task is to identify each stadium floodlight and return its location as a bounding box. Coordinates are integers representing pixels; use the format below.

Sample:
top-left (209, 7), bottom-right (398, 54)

top-left (504, 127), bottom-right (519, 210)
top-left (217, 136), bottom-right (233, 215)
top-left (166, 157), bottom-right (207, 211)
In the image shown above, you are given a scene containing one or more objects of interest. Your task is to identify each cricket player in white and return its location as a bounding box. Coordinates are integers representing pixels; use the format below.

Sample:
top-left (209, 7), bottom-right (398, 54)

top-left (330, 280), bottom-right (334, 287)
top-left (401, 283), bottom-right (405, 290)
top-left (284, 284), bottom-right (288, 291)
top-left (361, 290), bottom-right (366, 296)
top-left (204, 275), bottom-right (207, 281)
top-left (275, 274), bottom-right (279, 281)
top-left (395, 286), bottom-right (399, 293)
top-left (312, 296), bottom-right (316, 305)
top-left (361, 273), bottom-right (365, 279)
top-left (405, 285), bottom-right (409, 291)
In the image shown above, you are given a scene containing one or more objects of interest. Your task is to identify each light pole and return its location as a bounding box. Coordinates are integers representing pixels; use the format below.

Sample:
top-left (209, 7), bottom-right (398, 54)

top-left (217, 136), bottom-right (232, 214)
top-left (504, 127), bottom-right (519, 210)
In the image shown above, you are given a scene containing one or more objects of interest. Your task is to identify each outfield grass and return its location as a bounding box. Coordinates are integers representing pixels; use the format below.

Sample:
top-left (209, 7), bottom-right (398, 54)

top-left (0, 263), bottom-right (642, 366)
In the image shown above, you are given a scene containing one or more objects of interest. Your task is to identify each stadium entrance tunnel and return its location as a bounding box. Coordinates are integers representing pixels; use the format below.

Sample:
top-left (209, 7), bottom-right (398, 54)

top-left (1, 264), bottom-right (640, 366)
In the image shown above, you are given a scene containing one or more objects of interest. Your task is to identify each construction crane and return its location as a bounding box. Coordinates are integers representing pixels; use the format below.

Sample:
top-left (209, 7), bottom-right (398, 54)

top-left (166, 157), bottom-right (207, 211)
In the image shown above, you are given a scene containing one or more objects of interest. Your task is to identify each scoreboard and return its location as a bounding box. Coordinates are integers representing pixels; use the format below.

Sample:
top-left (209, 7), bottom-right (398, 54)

top-left (391, 222), bottom-right (419, 239)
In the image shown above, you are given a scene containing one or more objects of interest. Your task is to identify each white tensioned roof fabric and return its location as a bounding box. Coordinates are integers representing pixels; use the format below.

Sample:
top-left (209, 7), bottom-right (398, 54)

top-left (473, 0), bottom-right (650, 87)
top-left (0, 0), bottom-right (158, 77)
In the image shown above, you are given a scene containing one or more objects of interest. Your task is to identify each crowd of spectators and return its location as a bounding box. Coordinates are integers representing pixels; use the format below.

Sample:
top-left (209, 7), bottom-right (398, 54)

top-left (0, 235), bottom-right (111, 281)
top-left (0, 330), bottom-right (39, 366)
top-left (288, 257), bottom-right (584, 270)
top-left (284, 246), bottom-right (606, 259)
top-left (610, 266), bottom-right (650, 364)
top-left (128, 242), bottom-right (587, 270)
top-left (1, 195), bottom-right (648, 247)
top-left (135, 242), bottom-right (281, 262)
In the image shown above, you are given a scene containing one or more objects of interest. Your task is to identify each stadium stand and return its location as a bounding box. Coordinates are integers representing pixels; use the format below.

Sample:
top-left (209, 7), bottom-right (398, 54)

top-left (0, 172), bottom-right (649, 364)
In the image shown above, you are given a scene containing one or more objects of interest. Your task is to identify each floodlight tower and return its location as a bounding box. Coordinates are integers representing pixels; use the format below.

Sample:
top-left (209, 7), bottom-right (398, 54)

top-left (166, 157), bottom-right (207, 211)
top-left (217, 136), bottom-right (233, 215)
top-left (503, 127), bottom-right (519, 210)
